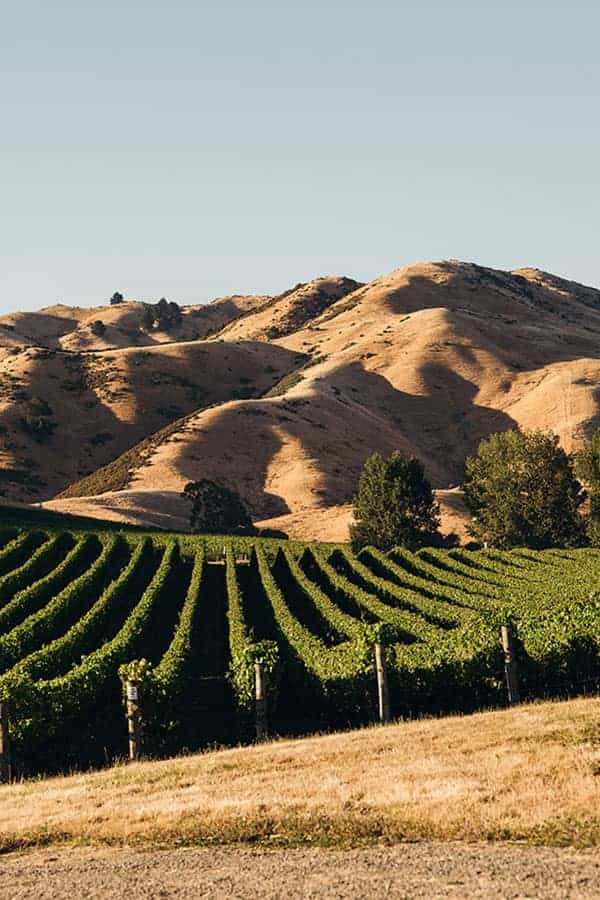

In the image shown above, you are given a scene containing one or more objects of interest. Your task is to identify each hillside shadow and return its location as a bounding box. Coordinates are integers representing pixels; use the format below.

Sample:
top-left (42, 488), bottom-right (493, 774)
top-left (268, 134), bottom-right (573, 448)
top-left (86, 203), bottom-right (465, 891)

top-left (308, 359), bottom-right (519, 491)
top-left (3, 340), bottom-right (303, 502)
top-left (9, 312), bottom-right (81, 348)
top-left (173, 402), bottom-right (291, 518)
top-left (382, 267), bottom-right (600, 370)
top-left (172, 357), bottom-right (519, 519)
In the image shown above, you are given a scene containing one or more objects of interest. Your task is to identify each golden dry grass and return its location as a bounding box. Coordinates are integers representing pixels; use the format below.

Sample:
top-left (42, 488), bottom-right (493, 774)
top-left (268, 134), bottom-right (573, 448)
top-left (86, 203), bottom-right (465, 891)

top-left (48, 260), bottom-right (600, 540)
top-left (2, 697), bottom-right (600, 853)
top-left (5, 260), bottom-right (600, 540)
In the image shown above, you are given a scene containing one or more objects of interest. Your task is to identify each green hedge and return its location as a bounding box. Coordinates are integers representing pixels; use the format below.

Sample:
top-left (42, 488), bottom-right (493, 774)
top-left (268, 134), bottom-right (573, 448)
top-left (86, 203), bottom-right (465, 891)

top-left (0, 535), bottom-right (100, 633)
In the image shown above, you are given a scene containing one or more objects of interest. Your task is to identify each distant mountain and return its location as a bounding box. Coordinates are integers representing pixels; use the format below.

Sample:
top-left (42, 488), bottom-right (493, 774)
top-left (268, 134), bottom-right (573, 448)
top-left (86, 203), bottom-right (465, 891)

top-left (2, 260), bottom-right (600, 542)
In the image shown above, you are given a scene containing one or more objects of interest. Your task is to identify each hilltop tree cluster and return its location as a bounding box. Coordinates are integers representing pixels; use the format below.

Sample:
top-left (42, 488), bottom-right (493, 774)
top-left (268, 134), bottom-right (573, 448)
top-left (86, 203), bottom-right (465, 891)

top-left (142, 298), bottom-right (182, 331)
top-left (108, 292), bottom-right (182, 331)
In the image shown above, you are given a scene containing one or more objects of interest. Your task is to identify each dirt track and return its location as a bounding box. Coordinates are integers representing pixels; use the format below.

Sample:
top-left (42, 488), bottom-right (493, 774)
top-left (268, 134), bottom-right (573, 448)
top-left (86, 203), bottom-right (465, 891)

top-left (1, 843), bottom-right (600, 899)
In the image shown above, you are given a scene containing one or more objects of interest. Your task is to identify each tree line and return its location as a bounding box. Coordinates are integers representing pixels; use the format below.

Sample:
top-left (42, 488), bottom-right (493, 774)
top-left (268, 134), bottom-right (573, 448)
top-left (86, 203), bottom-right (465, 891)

top-left (181, 428), bottom-right (600, 552)
top-left (351, 429), bottom-right (600, 552)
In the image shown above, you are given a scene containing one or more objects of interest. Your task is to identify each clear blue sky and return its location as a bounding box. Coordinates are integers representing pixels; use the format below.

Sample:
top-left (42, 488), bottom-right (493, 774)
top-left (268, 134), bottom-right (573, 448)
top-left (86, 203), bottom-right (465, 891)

top-left (2, 1), bottom-right (599, 312)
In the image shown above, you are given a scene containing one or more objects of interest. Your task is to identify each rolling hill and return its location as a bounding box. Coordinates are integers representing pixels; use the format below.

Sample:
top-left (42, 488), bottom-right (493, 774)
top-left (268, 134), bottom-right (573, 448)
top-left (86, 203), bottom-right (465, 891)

top-left (2, 260), bottom-right (600, 540)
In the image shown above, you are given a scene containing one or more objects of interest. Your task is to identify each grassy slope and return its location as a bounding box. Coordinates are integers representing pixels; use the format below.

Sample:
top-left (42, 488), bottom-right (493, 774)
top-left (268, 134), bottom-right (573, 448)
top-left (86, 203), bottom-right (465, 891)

top-left (0, 504), bottom-right (152, 533)
top-left (2, 697), bottom-right (599, 852)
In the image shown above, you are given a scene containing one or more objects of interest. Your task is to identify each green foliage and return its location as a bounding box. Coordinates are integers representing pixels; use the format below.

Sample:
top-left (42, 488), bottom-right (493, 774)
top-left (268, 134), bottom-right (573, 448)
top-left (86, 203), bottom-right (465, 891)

top-left (350, 451), bottom-right (440, 552)
top-left (109, 292), bottom-right (124, 305)
top-left (0, 536), bottom-right (120, 674)
top-left (149, 550), bottom-right (203, 696)
top-left (3, 541), bottom-right (176, 768)
top-left (226, 546), bottom-right (266, 708)
top-left (141, 298), bottom-right (182, 331)
top-left (0, 539), bottom-right (151, 685)
top-left (0, 535), bottom-right (97, 634)
top-left (119, 658), bottom-right (151, 686)
top-left (1, 522), bottom-right (600, 776)
top-left (0, 534), bottom-right (65, 605)
top-left (353, 621), bottom-right (394, 675)
top-left (464, 430), bottom-right (586, 549)
top-left (182, 479), bottom-right (255, 535)
top-left (230, 639), bottom-right (280, 710)
top-left (575, 429), bottom-right (600, 546)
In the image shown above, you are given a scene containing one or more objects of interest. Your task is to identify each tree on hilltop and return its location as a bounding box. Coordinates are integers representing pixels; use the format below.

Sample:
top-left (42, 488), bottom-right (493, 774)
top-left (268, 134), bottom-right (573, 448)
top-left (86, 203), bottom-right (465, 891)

top-left (110, 292), bottom-right (124, 305)
top-left (464, 429), bottom-right (586, 549)
top-left (350, 451), bottom-right (440, 552)
top-left (142, 298), bottom-right (182, 331)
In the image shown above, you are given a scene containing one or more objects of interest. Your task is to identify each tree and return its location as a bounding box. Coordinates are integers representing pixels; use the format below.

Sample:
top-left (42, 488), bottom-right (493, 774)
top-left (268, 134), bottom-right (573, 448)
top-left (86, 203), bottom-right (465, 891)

top-left (182, 479), bottom-right (255, 534)
top-left (141, 304), bottom-right (155, 330)
top-left (463, 429), bottom-right (586, 549)
top-left (575, 429), bottom-right (600, 545)
top-left (90, 320), bottom-right (106, 336)
top-left (350, 451), bottom-right (440, 552)
top-left (110, 292), bottom-right (124, 305)
top-left (141, 298), bottom-right (182, 331)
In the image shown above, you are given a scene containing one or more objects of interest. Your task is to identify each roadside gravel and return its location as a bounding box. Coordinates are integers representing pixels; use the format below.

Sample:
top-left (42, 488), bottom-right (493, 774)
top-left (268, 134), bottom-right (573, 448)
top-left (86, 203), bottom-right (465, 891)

top-left (1, 843), bottom-right (600, 899)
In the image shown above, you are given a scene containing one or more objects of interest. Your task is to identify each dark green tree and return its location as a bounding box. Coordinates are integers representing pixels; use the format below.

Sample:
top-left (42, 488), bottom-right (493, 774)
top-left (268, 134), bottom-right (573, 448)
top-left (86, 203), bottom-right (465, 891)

top-left (463, 429), bottom-right (586, 549)
top-left (142, 298), bottom-right (182, 331)
top-left (110, 292), bottom-right (124, 305)
top-left (90, 320), bottom-right (106, 336)
top-left (350, 451), bottom-right (440, 552)
top-left (182, 479), bottom-right (255, 535)
top-left (575, 429), bottom-right (600, 545)
top-left (141, 304), bottom-right (155, 330)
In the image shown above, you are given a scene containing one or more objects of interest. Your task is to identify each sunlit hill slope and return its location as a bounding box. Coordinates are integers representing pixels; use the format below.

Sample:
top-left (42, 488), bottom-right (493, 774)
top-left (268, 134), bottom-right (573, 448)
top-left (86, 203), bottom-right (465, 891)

top-left (2, 260), bottom-right (600, 540)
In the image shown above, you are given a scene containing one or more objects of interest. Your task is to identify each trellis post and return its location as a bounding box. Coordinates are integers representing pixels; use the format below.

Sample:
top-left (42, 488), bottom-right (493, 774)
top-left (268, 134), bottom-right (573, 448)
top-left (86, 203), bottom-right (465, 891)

top-left (255, 661), bottom-right (268, 741)
top-left (125, 680), bottom-right (143, 761)
top-left (375, 642), bottom-right (390, 723)
top-left (501, 624), bottom-right (520, 706)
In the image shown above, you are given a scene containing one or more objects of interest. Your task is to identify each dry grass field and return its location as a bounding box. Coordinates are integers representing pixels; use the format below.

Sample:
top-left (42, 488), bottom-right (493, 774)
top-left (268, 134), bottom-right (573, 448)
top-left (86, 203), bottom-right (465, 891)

top-left (2, 696), bottom-right (600, 854)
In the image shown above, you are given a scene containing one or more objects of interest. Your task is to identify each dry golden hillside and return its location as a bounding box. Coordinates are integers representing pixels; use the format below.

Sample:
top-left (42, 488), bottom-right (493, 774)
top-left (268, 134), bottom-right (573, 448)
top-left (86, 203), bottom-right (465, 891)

top-left (4, 259), bottom-right (600, 541)
top-left (216, 276), bottom-right (363, 342)
top-left (0, 294), bottom-right (271, 352)
top-left (0, 340), bottom-right (302, 502)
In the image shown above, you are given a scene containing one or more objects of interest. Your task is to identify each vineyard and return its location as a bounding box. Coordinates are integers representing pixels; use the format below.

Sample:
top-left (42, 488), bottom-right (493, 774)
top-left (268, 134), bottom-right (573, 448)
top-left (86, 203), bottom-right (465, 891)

top-left (0, 525), bottom-right (600, 776)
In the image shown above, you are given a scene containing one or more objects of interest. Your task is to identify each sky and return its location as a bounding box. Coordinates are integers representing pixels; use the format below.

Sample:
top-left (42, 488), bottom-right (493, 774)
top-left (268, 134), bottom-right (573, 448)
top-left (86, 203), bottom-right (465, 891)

top-left (2, 0), bottom-right (599, 312)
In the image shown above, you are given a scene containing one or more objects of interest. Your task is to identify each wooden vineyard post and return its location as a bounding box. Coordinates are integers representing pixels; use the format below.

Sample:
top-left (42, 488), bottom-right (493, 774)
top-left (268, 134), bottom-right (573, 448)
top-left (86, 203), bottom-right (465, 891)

top-left (255, 661), bottom-right (268, 741)
top-left (375, 642), bottom-right (390, 723)
top-left (501, 624), bottom-right (520, 706)
top-left (125, 680), bottom-right (143, 761)
top-left (0, 698), bottom-right (10, 783)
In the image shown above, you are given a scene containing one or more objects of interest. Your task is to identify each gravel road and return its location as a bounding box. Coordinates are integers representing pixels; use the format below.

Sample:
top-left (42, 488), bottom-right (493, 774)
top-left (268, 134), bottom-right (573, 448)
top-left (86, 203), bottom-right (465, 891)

top-left (1, 843), bottom-right (599, 899)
